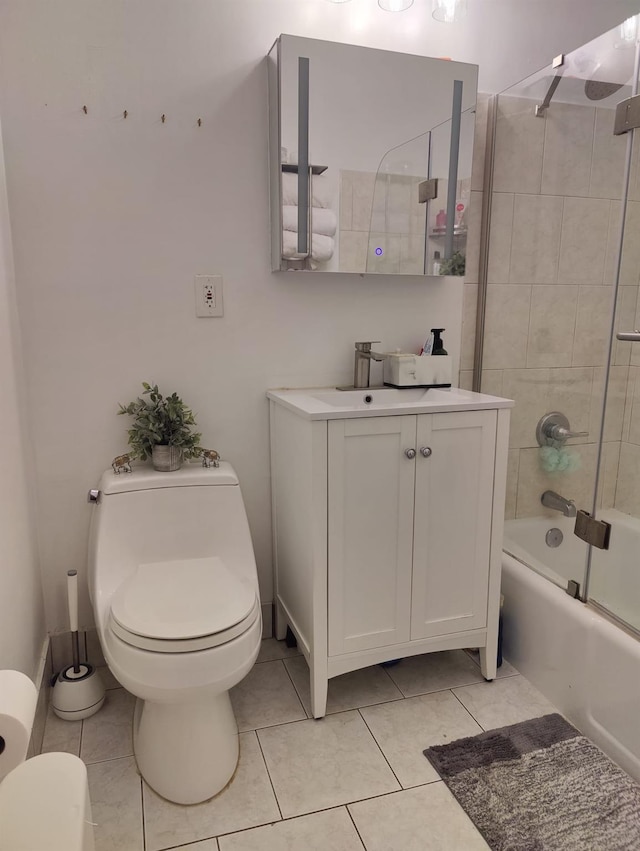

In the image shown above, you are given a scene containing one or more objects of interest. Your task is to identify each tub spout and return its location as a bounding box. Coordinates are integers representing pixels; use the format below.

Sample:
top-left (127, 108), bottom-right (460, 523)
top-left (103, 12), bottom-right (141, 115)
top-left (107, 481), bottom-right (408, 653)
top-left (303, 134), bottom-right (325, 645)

top-left (541, 490), bottom-right (576, 517)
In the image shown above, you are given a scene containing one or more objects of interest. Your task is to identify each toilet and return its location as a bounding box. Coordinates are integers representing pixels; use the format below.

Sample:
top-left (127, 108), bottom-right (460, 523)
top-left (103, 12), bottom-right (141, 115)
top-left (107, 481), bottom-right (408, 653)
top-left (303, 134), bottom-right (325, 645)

top-left (0, 752), bottom-right (95, 850)
top-left (88, 461), bottom-right (262, 805)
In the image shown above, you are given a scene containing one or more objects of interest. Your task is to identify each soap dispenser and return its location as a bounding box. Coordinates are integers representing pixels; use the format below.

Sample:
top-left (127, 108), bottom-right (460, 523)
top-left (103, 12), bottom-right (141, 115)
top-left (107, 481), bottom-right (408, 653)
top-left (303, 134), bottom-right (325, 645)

top-left (431, 328), bottom-right (448, 356)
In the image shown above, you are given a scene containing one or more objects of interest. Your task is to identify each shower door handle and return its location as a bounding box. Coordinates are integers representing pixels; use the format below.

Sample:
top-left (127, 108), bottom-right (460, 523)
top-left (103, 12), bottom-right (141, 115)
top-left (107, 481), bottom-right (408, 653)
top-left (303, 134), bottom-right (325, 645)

top-left (616, 330), bottom-right (640, 341)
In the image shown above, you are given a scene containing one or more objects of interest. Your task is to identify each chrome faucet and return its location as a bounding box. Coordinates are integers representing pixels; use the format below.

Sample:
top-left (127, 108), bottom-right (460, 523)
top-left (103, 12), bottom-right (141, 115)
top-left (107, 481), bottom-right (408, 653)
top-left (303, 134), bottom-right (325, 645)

top-left (354, 341), bottom-right (387, 389)
top-left (541, 490), bottom-right (576, 517)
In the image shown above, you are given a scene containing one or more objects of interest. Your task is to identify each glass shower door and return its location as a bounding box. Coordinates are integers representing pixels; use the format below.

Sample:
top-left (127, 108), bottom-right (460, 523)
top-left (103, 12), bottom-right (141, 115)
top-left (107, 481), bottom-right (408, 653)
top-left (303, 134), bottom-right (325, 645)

top-left (587, 74), bottom-right (640, 632)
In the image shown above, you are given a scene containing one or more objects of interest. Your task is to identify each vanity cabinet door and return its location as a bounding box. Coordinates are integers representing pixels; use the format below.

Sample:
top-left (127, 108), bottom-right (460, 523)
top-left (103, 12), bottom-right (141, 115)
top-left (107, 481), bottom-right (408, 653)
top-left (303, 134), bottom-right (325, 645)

top-left (410, 410), bottom-right (496, 640)
top-left (327, 416), bottom-right (416, 655)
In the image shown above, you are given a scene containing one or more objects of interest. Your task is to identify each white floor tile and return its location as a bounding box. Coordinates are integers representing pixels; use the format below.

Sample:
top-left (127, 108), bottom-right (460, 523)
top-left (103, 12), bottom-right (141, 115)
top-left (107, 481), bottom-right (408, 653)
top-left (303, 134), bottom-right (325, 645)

top-left (360, 691), bottom-right (482, 788)
top-left (464, 650), bottom-right (520, 679)
top-left (81, 687), bottom-right (135, 763)
top-left (258, 711), bottom-right (400, 818)
top-left (41, 703), bottom-right (82, 755)
top-left (143, 731), bottom-right (280, 851)
top-left (384, 650), bottom-right (486, 697)
top-left (96, 665), bottom-right (121, 690)
top-left (348, 783), bottom-right (490, 851)
top-left (230, 660), bottom-right (306, 731)
top-left (284, 656), bottom-right (403, 716)
top-left (174, 841), bottom-right (219, 850)
top-left (256, 638), bottom-right (302, 664)
top-left (87, 756), bottom-right (143, 851)
top-left (452, 674), bottom-right (556, 730)
top-left (218, 807), bottom-right (364, 851)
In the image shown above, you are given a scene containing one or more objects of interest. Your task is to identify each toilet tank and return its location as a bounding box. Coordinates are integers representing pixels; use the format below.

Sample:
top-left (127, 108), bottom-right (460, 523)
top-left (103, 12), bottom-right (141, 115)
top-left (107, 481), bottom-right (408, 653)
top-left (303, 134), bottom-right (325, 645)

top-left (88, 462), bottom-right (259, 616)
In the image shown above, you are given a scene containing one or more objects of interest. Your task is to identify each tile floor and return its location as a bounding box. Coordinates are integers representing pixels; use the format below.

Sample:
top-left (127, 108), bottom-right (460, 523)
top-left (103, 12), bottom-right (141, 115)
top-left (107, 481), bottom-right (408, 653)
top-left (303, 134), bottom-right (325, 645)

top-left (41, 640), bottom-right (558, 850)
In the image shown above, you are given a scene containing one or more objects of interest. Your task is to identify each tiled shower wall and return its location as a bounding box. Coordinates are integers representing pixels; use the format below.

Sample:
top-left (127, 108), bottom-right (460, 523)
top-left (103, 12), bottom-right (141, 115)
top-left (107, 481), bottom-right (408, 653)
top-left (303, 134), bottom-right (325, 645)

top-left (460, 94), bottom-right (640, 520)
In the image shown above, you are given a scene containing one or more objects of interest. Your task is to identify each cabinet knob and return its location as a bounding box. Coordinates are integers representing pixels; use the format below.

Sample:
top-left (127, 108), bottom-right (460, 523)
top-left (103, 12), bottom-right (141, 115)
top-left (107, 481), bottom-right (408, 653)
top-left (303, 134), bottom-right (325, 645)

top-left (404, 448), bottom-right (416, 459)
top-left (420, 446), bottom-right (432, 458)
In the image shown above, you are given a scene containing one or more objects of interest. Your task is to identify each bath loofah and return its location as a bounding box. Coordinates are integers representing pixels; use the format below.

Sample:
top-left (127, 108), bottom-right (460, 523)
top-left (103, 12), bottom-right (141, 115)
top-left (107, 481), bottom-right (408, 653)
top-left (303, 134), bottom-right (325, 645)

top-left (539, 445), bottom-right (581, 474)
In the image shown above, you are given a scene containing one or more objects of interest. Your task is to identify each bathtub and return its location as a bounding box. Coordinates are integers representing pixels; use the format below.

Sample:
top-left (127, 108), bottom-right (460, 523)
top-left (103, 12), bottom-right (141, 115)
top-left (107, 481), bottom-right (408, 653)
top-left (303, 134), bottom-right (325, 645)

top-left (501, 509), bottom-right (640, 782)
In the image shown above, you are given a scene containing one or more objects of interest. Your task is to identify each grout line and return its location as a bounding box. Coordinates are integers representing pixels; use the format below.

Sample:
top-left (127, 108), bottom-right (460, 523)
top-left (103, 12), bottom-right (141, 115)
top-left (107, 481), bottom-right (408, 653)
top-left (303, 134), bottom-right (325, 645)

top-left (356, 708), bottom-right (403, 790)
top-left (254, 729), bottom-right (283, 822)
top-left (280, 656), bottom-right (310, 718)
top-left (140, 775), bottom-right (147, 851)
top-left (448, 687), bottom-right (488, 731)
top-left (344, 804), bottom-right (370, 850)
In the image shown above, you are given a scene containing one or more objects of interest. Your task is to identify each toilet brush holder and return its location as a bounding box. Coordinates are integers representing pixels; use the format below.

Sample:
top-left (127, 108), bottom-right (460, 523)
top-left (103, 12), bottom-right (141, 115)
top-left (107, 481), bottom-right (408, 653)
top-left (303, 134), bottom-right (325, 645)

top-left (52, 570), bottom-right (106, 721)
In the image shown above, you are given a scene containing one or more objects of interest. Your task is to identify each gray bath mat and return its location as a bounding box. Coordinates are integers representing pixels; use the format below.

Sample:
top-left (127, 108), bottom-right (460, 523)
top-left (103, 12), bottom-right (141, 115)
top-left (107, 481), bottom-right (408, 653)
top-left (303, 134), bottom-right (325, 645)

top-left (424, 713), bottom-right (640, 850)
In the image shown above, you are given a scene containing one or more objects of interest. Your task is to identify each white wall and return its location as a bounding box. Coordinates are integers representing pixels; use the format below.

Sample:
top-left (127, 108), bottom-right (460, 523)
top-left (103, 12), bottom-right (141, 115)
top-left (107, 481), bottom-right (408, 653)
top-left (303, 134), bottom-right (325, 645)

top-left (0, 0), bottom-right (637, 634)
top-left (0, 113), bottom-right (46, 677)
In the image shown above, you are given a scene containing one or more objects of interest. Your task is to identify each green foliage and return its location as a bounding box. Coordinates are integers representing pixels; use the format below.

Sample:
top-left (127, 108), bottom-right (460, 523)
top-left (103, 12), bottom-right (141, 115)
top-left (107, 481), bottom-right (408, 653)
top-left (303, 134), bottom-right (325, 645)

top-left (118, 382), bottom-right (202, 461)
top-left (439, 251), bottom-right (466, 276)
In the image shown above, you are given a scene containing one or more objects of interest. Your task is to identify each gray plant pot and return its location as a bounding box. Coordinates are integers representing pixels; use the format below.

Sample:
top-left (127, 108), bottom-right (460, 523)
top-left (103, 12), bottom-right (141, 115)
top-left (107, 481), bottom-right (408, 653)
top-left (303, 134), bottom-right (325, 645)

top-left (152, 445), bottom-right (183, 472)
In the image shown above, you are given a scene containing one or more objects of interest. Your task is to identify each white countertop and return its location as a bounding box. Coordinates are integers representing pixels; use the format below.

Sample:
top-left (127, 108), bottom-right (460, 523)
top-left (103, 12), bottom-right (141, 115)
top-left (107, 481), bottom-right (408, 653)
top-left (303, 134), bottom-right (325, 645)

top-left (267, 386), bottom-right (514, 421)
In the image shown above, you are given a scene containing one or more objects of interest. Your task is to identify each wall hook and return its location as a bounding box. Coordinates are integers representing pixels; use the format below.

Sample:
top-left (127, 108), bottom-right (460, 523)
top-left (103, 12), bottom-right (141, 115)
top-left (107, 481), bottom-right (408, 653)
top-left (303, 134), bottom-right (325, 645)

top-left (82, 105), bottom-right (88, 114)
top-left (197, 117), bottom-right (202, 127)
top-left (123, 109), bottom-right (128, 119)
top-left (161, 114), bottom-right (166, 123)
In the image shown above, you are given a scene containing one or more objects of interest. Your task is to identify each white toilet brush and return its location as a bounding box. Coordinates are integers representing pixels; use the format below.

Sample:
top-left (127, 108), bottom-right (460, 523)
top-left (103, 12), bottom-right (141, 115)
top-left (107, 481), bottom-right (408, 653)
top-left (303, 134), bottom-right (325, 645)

top-left (52, 570), bottom-right (106, 720)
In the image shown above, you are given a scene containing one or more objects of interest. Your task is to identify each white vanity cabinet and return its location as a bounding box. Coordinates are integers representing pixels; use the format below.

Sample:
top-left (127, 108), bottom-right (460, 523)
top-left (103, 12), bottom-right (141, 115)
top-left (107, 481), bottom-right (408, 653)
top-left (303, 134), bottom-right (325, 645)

top-left (268, 388), bottom-right (511, 718)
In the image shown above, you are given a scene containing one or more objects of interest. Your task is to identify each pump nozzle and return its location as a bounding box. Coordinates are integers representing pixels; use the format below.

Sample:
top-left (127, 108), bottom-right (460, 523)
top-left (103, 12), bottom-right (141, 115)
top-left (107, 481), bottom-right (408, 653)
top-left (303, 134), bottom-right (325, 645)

top-left (431, 328), bottom-right (447, 356)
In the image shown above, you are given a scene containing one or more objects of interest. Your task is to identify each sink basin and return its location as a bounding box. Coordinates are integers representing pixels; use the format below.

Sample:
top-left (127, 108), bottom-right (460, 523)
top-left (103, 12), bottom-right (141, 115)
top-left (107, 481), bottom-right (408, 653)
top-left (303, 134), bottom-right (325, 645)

top-left (311, 388), bottom-right (431, 407)
top-left (267, 386), bottom-right (513, 420)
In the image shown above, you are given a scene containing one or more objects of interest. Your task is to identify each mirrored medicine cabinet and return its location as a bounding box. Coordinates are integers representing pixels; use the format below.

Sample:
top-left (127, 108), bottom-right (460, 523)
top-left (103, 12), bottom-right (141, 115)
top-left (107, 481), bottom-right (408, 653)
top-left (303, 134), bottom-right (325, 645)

top-left (267, 35), bottom-right (478, 276)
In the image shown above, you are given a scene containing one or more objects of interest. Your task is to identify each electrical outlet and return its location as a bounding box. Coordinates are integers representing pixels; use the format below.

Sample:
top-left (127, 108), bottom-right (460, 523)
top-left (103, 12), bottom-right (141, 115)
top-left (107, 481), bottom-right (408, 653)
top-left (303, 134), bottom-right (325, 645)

top-left (194, 275), bottom-right (223, 317)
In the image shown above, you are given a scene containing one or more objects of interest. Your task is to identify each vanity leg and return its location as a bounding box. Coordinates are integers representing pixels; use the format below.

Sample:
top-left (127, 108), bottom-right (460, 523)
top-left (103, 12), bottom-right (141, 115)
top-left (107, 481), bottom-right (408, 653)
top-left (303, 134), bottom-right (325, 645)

top-left (479, 642), bottom-right (497, 681)
top-left (310, 656), bottom-right (328, 719)
top-left (274, 599), bottom-right (287, 641)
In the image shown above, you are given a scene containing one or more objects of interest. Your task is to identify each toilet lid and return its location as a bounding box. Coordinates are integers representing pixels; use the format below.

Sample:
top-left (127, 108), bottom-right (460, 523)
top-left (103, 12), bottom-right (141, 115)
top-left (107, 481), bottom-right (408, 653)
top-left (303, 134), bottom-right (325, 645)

top-left (110, 556), bottom-right (256, 640)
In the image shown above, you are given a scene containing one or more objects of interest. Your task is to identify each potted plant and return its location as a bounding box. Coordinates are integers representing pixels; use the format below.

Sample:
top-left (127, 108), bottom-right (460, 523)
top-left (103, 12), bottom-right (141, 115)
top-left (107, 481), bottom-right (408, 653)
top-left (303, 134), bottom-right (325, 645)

top-left (118, 382), bottom-right (202, 472)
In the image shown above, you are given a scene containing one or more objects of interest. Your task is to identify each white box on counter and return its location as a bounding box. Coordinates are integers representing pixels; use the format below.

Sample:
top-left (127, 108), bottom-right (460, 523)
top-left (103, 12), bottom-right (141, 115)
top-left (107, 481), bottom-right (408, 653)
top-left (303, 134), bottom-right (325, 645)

top-left (383, 352), bottom-right (452, 388)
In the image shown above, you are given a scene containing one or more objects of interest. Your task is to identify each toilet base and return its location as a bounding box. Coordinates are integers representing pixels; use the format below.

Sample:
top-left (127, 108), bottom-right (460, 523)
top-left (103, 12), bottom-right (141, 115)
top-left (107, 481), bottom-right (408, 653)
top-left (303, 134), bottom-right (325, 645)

top-left (133, 691), bottom-right (239, 804)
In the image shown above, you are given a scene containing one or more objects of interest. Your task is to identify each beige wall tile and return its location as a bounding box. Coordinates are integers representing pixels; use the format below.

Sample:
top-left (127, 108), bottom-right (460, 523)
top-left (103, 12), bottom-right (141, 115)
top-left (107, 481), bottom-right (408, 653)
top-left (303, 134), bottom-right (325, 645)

top-left (515, 443), bottom-right (598, 518)
top-left (480, 369), bottom-right (504, 397)
top-left (460, 284), bottom-right (477, 370)
top-left (352, 171), bottom-right (376, 232)
top-left (614, 285), bottom-right (640, 366)
top-left (338, 231), bottom-right (368, 272)
top-left (340, 171), bottom-right (354, 231)
top-left (505, 449), bottom-right (519, 520)
top-left (464, 190), bottom-right (482, 284)
top-left (458, 370), bottom-right (473, 390)
top-left (493, 95), bottom-right (544, 194)
top-left (526, 285), bottom-right (578, 368)
top-left (471, 94), bottom-right (491, 193)
top-left (559, 197), bottom-right (610, 285)
top-left (591, 366), bottom-right (629, 444)
top-left (541, 103), bottom-right (595, 197)
top-left (572, 286), bottom-right (614, 367)
top-left (599, 442), bottom-right (621, 510)
top-left (366, 233), bottom-right (400, 273)
top-left (628, 368), bottom-right (640, 445)
top-left (615, 442), bottom-right (640, 515)
top-left (510, 194), bottom-right (563, 284)
top-left (546, 366), bottom-right (594, 442)
top-left (487, 192), bottom-right (514, 284)
top-left (632, 296), bottom-right (640, 368)
top-left (604, 200), bottom-right (621, 286)
top-left (590, 108), bottom-right (627, 200)
top-left (619, 202), bottom-right (640, 286)
top-left (628, 133), bottom-right (640, 202)
top-left (483, 284), bottom-right (531, 369)
top-left (399, 234), bottom-right (425, 274)
top-left (501, 368), bottom-right (550, 449)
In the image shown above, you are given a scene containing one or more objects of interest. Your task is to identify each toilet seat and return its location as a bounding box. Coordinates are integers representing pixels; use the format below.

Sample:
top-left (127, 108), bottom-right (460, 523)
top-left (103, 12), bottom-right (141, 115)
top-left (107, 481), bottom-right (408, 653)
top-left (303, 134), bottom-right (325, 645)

top-left (109, 556), bottom-right (258, 653)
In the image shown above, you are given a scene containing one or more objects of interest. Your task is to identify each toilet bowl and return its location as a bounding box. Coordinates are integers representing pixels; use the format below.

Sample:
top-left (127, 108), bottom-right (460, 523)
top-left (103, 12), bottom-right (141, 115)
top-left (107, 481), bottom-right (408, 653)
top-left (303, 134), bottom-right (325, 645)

top-left (0, 752), bottom-right (95, 850)
top-left (88, 461), bottom-right (262, 804)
